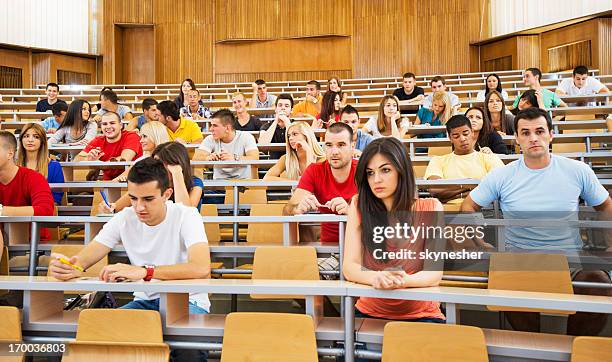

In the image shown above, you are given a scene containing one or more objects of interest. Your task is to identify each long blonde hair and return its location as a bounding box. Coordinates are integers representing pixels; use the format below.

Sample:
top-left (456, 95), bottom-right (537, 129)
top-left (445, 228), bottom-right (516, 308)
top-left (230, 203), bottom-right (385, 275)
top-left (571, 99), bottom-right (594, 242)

top-left (17, 123), bottom-right (49, 177)
top-left (431, 91), bottom-right (453, 125)
top-left (284, 122), bottom-right (325, 180)
top-left (376, 95), bottom-right (401, 133)
top-left (140, 121), bottom-right (170, 156)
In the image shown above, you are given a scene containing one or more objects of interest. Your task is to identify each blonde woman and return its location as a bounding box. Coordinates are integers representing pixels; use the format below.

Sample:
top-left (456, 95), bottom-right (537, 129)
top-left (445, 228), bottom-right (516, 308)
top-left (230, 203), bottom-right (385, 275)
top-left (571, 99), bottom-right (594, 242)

top-left (17, 123), bottom-right (64, 205)
top-left (414, 91), bottom-right (453, 138)
top-left (363, 95), bottom-right (410, 139)
top-left (112, 121), bottom-right (170, 182)
top-left (264, 121), bottom-right (325, 180)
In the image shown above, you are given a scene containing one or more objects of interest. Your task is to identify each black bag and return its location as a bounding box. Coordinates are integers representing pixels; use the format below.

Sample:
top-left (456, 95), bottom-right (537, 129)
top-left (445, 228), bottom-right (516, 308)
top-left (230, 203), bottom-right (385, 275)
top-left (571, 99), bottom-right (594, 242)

top-left (64, 291), bottom-right (118, 310)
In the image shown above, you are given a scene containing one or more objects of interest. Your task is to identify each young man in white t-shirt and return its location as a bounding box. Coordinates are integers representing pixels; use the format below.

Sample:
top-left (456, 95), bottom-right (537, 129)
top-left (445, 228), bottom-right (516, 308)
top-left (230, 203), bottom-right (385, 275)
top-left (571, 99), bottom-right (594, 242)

top-left (556, 65), bottom-right (610, 106)
top-left (48, 157), bottom-right (211, 313)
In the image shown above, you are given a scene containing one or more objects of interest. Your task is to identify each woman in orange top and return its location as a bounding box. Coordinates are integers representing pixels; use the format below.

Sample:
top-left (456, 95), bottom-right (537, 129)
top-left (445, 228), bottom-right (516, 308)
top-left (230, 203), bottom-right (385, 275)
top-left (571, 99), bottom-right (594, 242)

top-left (342, 137), bottom-right (445, 322)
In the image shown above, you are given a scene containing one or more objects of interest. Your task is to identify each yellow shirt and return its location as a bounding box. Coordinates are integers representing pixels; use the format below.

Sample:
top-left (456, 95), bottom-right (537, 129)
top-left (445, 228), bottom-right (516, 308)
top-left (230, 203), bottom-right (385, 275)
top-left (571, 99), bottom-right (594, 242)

top-left (167, 118), bottom-right (202, 143)
top-left (291, 95), bottom-right (323, 117)
top-left (424, 151), bottom-right (504, 204)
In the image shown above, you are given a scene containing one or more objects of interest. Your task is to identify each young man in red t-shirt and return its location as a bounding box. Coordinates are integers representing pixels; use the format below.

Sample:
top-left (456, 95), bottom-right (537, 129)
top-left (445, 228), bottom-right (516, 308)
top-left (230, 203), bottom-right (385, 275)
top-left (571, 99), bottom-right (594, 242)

top-left (284, 122), bottom-right (357, 243)
top-left (75, 112), bottom-right (142, 180)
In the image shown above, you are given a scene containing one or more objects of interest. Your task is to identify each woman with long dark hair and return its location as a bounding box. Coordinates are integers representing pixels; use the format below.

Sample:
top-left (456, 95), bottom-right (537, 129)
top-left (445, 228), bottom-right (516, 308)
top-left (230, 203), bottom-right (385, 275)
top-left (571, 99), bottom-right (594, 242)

top-left (465, 107), bottom-right (508, 154)
top-left (484, 90), bottom-right (516, 136)
top-left (173, 78), bottom-right (200, 110)
top-left (49, 99), bottom-right (97, 146)
top-left (327, 76), bottom-right (348, 107)
top-left (314, 91), bottom-right (342, 128)
top-left (343, 137), bottom-right (445, 322)
top-left (476, 73), bottom-right (509, 100)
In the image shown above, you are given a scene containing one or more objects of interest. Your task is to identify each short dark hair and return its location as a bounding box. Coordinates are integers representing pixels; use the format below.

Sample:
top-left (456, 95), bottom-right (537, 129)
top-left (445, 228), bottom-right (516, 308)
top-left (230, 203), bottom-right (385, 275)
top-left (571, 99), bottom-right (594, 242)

top-left (100, 89), bottom-right (119, 104)
top-left (141, 98), bottom-right (158, 111)
top-left (525, 67), bottom-right (542, 81)
top-left (46, 83), bottom-right (59, 91)
top-left (402, 72), bottom-right (416, 80)
top-left (514, 107), bottom-right (553, 134)
top-left (158, 100), bottom-right (179, 121)
top-left (446, 115), bottom-right (472, 134)
top-left (127, 157), bottom-right (170, 192)
top-left (212, 108), bottom-right (235, 129)
top-left (51, 101), bottom-right (68, 116)
top-left (276, 93), bottom-right (294, 108)
top-left (307, 80), bottom-right (321, 90)
top-left (430, 76), bottom-right (445, 85)
top-left (254, 79), bottom-right (266, 86)
top-left (0, 130), bottom-right (17, 153)
top-left (573, 65), bottom-right (589, 76)
top-left (327, 121), bottom-right (353, 141)
top-left (340, 104), bottom-right (360, 119)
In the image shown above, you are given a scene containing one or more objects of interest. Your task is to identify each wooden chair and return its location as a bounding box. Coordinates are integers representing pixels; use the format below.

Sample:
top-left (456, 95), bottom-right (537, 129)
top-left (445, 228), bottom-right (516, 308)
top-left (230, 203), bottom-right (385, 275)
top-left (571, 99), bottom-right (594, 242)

top-left (0, 306), bottom-right (24, 362)
top-left (220, 312), bottom-right (318, 362)
top-left (224, 186), bottom-right (267, 205)
top-left (571, 336), bottom-right (612, 362)
top-left (487, 253), bottom-right (574, 314)
top-left (381, 322), bottom-right (488, 362)
top-left (62, 309), bottom-right (169, 362)
top-left (552, 142), bottom-right (586, 153)
top-left (246, 203), bottom-right (286, 244)
top-left (201, 204), bottom-right (221, 244)
top-left (413, 165), bottom-right (428, 179)
top-left (250, 246), bottom-right (319, 299)
top-left (46, 245), bottom-right (108, 278)
top-left (427, 146), bottom-right (452, 157)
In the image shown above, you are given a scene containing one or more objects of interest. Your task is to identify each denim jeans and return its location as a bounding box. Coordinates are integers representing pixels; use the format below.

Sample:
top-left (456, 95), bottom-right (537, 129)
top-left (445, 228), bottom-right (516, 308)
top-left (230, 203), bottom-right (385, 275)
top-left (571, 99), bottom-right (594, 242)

top-left (120, 298), bottom-right (208, 361)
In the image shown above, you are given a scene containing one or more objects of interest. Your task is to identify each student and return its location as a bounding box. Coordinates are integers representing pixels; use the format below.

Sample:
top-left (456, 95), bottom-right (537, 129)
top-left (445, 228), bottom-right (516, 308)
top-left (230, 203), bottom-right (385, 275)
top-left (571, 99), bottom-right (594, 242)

top-left (128, 98), bottom-right (160, 131)
top-left (17, 123), bottom-right (65, 205)
top-left (251, 79), bottom-right (277, 108)
top-left (343, 137), bottom-right (444, 322)
top-left (392, 72), bottom-right (425, 114)
top-left (315, 91), bottom-right (342, 128)
top-left (484, 90), bottom-right (515, 135)
top-left (179, 89), bottom-right (211, 121)
top-left (40, 101), bottom-right (68, 133)
top-left (91, 87), bottom-right (113, 113)
top-left (75, 112), bottom-right (143, 181)
top-left (0, 131), bottom-right (54, 217)
top-left (465, 107), bottom-right (508, 154)
top-left (292, 80), bottom-right (322, 118)
top-left (422, 76), bottom-right (460, 113)
top-left (93, 89), bottom-right (134, 123)
top-left (112, 121), bottom-right (170, 182)
top-left (232, 92), bottom-right (261, 131)
top-left (425, 115), bottom-right (504, 204)
top-left (340, 105), bottom-right (373, 157)
top-left (259, 93), bottom-right (293, 159)
top-left (48, 99), bottom-right (97, 146)
top-left (476, 73), bottom-right (509, 101)
top-left (173, 78), bottom-right (200, 110)
top-left (36, 83), bottom-right (67, 112)
top-left (194, 109), bottom-right (259, 180)
top-left (363, 95), bottom-right (409, 138)
top-left (556, 65), bottom-right (610, 106)
top-left (158, 100), bottom-right (203, 144)
top-left (461, 107), bottom-right (612, 335)
top-left (512, 67), bottom-right (567, 110)
top-left (284, 123), bottom-right (357, 243)
top-left (264, 121), bottom-right (325, 180)
top-left (327, 76), bottom-right (349, 107)
top-left (414, 91), bottom-right (453, 138)
top-left (101, 142), bottom-right (204, 213)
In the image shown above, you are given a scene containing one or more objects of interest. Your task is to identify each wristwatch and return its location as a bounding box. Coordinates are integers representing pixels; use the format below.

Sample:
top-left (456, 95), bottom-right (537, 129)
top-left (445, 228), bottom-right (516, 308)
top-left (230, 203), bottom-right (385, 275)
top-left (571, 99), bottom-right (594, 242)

top-left (143, 264), bottom-right (155, 282)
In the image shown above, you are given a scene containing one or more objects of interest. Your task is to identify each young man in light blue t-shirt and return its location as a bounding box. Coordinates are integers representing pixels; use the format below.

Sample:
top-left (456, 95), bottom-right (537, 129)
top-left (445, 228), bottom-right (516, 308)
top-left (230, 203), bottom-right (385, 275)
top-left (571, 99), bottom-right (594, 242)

top-left (461, 107), bottom-right (611, 335)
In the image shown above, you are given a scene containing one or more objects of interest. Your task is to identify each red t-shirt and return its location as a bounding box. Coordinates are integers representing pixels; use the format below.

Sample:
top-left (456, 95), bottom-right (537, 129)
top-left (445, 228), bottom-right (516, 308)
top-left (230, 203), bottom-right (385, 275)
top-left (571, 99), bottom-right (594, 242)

top-left (297, 159), bottom-right (357, 243)
top-left (83, 130), bottom-right (143, 180)
top-left (0, 167), bottom-right (55, 241)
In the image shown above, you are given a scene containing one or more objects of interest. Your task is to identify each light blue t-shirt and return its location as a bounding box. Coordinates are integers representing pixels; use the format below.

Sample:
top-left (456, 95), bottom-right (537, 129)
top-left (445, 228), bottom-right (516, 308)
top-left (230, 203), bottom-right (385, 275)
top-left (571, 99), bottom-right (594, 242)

top-left (355, 129), bottom-right (374, 151)
top-left (40, 116), bottom-right (60, 131)
top-left (470, 154), bottom-right (608, 250)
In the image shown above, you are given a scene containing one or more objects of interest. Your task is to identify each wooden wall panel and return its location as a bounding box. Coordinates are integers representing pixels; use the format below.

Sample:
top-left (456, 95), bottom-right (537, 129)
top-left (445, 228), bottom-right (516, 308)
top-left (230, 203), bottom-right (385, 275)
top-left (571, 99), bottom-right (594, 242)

top-left (32, 53), bottom-right (97, 86)
top-left (279, 0), bottom-right (351, 38)
top-left (215, 70), bottom-right (353, 84)
top-left (479, 37), bottom-right (517, 71)
top-left (0, 48), bottom-right (31, 87)
top-left (540, 19), bottom-right (598, 72)
top-left (215, 0), bottom-right (278, 41)
top-left (118, 27), bottom-right (155, 84)
top-left (597, 18), bottom-right (612, 75)
top-left (32, 54), bottom-right (51, 87)
top-left (515, 35), bottom-right (540, 70)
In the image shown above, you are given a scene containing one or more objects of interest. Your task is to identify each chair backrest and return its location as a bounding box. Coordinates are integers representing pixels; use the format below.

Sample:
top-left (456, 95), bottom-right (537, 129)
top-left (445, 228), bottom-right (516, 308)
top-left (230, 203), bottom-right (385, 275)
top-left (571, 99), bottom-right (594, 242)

top-left (225, 185), bottom-right (267, 205)
top-left (246, 203), bottom-right (286, 244)
top-left (75, 309), bottom-right (164, 343)
top-left (552, 142), bottom-right (586, 153)
top-left (90, 189), bottom-right (106, 216)
top-left (413, 165), bottom-right (427, 179)
top-left (487, 252), bottom-right (574, 314)
top-left (62, 341), bottom-right (169, 362)
top-left (200, 204), bottom-right (221, 244)
top-left (48, 245), bottom-right (108, 278)
top-left (427, 146), bottom-right (452, 157)
top-left (571, 336), bottom-right (612, 362)
top-left (0, 306), bottom-right (21, 341)
top-left (221, 312), bottom-right (318, 362)
top-left (381, 322), bottom-right (488, 362)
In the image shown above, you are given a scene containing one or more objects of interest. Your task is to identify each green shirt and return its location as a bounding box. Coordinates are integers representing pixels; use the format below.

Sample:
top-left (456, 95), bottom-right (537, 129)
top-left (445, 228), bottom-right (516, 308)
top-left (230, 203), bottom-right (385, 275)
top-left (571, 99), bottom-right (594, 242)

top-left (513, 88), bottom-right (561, 109)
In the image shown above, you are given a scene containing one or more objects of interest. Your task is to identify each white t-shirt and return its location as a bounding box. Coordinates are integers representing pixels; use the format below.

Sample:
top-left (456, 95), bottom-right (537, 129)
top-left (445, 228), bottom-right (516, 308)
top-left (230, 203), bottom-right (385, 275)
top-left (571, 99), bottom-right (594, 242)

top-left (363, 116), bottom-right (409, 138)
top-left (198, 130), bottom-right (258, 179)
top-left (94, 201), bottom-right (210, 311)
top-left (476, 90), bottom-right (509, 101)
top-left (97, 104), bottom-right (133, 119)
top-left (557, 77), bottom-right (605, 96)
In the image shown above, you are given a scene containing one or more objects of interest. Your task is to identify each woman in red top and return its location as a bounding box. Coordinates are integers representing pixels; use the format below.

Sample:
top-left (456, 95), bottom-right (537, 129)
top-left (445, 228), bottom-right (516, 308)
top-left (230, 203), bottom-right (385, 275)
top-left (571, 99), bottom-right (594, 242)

top-left (342, 137), bottom-right (445, 322)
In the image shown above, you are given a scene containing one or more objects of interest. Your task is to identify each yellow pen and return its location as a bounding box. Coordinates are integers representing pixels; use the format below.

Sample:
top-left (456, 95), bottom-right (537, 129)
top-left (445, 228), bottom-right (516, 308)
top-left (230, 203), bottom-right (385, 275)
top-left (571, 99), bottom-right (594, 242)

top-left (58, 257), bottom-right (84, 272)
